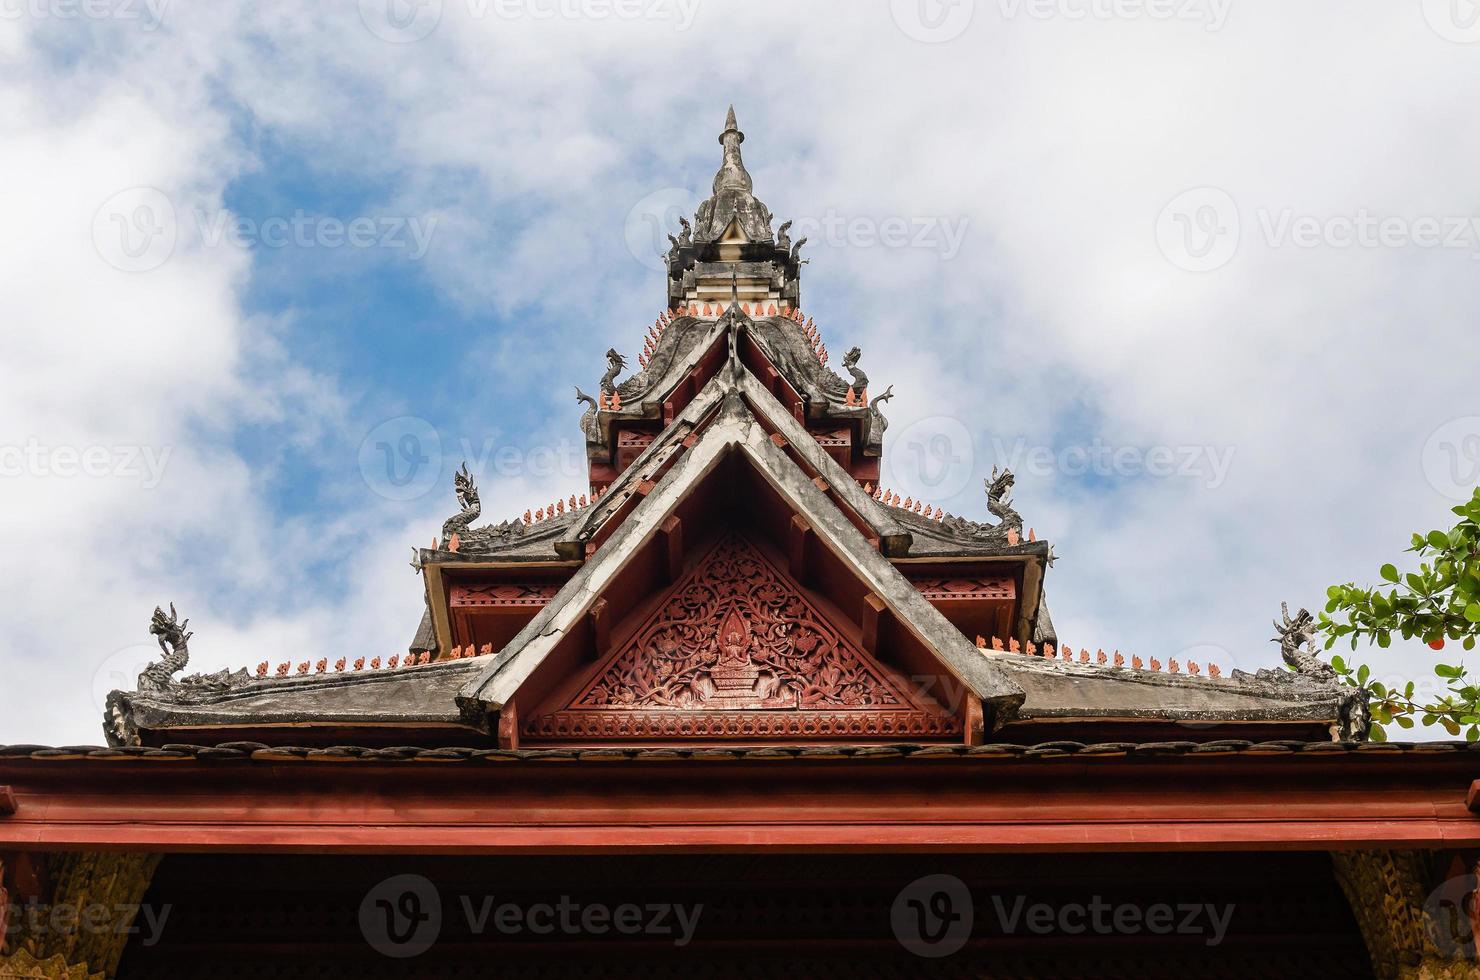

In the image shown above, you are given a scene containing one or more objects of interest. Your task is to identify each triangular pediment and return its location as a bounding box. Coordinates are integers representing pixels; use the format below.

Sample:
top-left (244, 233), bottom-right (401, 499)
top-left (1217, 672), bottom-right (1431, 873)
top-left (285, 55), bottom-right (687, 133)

top-left (459, 367), bottom-right (1028, 743)
top-left (718, 216), bottom-right (749, 245)
top-left (525, 531), bottom-right (960, 740)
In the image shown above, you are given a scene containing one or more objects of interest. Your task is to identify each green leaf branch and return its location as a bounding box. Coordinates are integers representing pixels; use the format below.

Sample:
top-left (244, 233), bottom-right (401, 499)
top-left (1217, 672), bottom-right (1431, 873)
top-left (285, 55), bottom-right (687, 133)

top-left (1319, 487), bottom-right (1480, 741)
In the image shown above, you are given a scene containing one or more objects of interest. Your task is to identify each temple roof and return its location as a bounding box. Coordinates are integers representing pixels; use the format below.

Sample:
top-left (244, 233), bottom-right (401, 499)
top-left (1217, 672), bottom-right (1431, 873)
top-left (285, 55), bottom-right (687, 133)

top-left (98, 109), bottom-right (1370, 750)
top-left (105, 308), bottom-right (1364, 747)
top-left (454, 359), bottom-right (1027, 726)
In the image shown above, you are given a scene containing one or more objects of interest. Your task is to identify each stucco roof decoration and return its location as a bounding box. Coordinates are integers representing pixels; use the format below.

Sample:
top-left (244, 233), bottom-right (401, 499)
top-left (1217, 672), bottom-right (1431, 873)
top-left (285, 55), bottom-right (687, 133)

top-left (691, 106), bottom-right (776, 245)
top-left (980, 635), bottom-right (1223, 677)
top-left (864, 469), bottom-right (1051, 557)
top-left (247, 644), bottom-right (497, 683)
top-left (250, 647), bottom-right (492, 681)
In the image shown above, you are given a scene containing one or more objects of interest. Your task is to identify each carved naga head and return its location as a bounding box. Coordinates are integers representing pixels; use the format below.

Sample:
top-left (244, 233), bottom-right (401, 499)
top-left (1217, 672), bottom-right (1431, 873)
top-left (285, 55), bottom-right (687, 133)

top-left (453, 462), bottom-right (478, 511)
top-left (149, 603), bottom-right (191, 647)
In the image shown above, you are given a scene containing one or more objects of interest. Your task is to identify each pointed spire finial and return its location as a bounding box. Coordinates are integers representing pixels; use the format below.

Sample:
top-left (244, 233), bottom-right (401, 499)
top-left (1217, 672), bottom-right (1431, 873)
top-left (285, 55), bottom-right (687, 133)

top-left (713, 103), bottom-right (752, 194)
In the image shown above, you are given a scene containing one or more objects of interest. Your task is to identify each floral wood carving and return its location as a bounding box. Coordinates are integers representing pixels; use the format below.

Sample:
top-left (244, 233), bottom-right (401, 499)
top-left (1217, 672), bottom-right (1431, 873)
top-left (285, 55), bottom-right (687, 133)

top-left (526, 532), bottom-right (960, 739)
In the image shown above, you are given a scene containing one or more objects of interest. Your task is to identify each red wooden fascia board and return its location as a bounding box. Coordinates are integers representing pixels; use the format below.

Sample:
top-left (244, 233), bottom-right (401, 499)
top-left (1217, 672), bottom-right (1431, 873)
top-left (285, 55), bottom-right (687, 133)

top-left (0, 756), bottom-right (1477, 854)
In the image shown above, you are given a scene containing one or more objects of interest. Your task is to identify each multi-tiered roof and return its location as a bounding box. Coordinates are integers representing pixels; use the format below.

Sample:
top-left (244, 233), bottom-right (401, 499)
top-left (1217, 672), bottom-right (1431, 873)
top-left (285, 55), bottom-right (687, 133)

top-left (104, 110), bottom-right (1366, 749)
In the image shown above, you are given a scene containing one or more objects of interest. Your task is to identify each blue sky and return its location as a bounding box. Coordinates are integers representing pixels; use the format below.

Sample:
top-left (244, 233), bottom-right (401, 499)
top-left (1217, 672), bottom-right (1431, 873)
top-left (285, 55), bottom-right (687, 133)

top-left (4, 1), bottom-right (1480, 743)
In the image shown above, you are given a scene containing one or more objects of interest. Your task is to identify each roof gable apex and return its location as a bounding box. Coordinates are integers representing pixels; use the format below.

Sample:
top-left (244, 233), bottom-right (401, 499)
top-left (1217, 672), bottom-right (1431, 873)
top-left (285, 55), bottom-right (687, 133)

top-left (457, 375), bottom-right (1027, 732)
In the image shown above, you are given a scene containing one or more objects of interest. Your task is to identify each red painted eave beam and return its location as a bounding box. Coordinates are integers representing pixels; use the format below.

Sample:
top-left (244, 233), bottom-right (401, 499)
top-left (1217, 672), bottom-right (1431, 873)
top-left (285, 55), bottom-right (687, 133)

top-left (1, 760), bottom-right (1479, 854)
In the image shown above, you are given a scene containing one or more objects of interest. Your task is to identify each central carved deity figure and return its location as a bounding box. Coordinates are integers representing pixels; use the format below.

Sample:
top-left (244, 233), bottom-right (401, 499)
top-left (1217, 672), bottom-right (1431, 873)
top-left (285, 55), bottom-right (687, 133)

top-left (689, 608), bottom-right (793, 709)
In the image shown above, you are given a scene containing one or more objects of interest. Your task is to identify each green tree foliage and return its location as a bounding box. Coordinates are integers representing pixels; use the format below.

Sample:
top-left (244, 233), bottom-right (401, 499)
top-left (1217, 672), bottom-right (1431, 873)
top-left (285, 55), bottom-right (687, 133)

top-left (1320, 487), bottom-right (1480, 742)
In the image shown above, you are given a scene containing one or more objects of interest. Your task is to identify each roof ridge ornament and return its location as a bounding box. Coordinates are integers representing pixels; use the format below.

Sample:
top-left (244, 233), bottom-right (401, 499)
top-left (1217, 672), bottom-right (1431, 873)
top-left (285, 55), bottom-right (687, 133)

top-left (714, 103), bottom-right (751, 194)
top-left (692, 105), bottom-right (775, 245)
top-left (1271, 602), bottom-right (1338, 682)
top-left (139, 603), bottom-right (192, 692)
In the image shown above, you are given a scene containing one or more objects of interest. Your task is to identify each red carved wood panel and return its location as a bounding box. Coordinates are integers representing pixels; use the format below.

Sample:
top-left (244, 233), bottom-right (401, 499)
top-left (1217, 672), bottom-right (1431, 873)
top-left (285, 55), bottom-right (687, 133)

top-left (448, 583), bottom-right (561, 609)
top-left (808, 427), bottom-right (851, 448)
top-left (526, 532), bottom-right (960, 740)
top-left (905, 575), bottom-right (1015, 601)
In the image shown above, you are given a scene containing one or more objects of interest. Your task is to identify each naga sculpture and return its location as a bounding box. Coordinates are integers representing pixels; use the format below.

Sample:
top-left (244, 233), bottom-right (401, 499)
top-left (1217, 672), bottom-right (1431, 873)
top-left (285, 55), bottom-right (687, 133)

top-left (600, 348), bottom-right (627, 397)
top-left (776, 219), bottom-right (792, 251)
top-left (666, 216), bottom-right (693, 255)
top-left (867, 385), bottom-right (894, 436)
top-left (440, 462), bottom-right (480, 544)
top-left (790, 236), bottom-right (808, 263)
top-left (575, 386), bottom-right (602, 444)
top-left (841, 346), bottom-right (868, 394)
top-left (985, 466), bottom-right (1023, 535)
top-left (1272, 602), bottom-right (1338, 682)
top-left (935, 467), bottom-right (1025, 543)
top-left (137, 603), bottom-right (192, 693)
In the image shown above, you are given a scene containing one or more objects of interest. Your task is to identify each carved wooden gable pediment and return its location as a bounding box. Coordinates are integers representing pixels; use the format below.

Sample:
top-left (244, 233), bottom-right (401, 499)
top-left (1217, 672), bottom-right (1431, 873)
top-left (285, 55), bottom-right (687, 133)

top-left (525, 532), bottom-right (960, 741)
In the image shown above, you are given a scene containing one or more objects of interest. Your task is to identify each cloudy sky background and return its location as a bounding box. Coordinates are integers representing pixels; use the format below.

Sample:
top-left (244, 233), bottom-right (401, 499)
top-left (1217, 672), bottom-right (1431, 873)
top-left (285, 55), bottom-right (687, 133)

top-left (3, 0), bottom-right (1479, 743)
